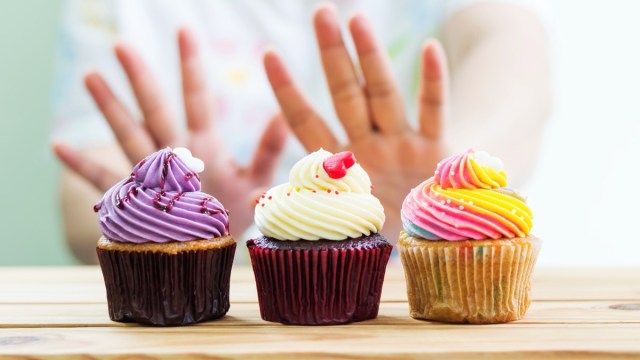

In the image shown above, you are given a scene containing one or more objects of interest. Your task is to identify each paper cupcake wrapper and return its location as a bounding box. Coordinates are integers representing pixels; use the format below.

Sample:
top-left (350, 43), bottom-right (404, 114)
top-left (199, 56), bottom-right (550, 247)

top-left (398, 233), bottom-right (541, 324)
top-left (97, 242), bottom-right (236, 326)
top-left (247, 238), bottom-right (392, 325)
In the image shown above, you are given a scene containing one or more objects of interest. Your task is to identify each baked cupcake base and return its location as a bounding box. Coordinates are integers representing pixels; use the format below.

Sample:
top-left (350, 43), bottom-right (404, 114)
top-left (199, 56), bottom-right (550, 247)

top-left (96, 236), bottom-right (236, 326)
top-left (398, 231), bottom-right (540, 324)
top-left (246, 234), bottom-right (392, 325)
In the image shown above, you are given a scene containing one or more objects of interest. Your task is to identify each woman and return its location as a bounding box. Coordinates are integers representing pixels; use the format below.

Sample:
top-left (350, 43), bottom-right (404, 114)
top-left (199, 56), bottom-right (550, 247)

top-left (52, 0), bottom-right (551, 263)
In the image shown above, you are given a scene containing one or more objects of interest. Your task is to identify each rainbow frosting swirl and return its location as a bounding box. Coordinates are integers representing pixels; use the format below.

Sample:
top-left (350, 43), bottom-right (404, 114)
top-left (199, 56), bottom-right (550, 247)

top-left (401, 150), bottom-right (532, 241)
top-left (254, 149), bottom-right (385, 241)
top-left (94, 148), bottom-right (229, 243)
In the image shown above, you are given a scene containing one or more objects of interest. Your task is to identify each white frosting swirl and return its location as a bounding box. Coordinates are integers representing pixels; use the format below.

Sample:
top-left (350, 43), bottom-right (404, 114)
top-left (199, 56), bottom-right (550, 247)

top-left (255, 149), bottom-right (385, 240)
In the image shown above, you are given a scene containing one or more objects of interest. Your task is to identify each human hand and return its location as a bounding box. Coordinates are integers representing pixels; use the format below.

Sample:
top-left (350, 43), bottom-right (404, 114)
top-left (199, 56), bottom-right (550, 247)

top-left (53, 27), bottom-right (289, 234)
top-left (263, 5), bottom-right (450, 239)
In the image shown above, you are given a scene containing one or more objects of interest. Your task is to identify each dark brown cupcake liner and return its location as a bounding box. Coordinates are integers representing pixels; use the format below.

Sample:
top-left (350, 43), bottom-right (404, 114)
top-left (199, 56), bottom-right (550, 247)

top-left (246, 235), bottom-right (392, 325)
top-left (97, 241), bottom-right (236, 326)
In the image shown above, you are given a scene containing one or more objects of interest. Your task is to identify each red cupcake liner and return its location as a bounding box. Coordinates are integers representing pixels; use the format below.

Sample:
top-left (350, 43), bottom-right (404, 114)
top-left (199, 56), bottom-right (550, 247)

top-left (97, 242), bottom-right (236, 326)
top-left (247, 237), bottom-right (392, 325)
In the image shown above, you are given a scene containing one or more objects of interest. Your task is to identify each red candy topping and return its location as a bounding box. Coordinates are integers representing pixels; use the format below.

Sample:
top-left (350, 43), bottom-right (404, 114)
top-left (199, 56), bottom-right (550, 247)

top-left (322, 151), bottom-right (357, 179)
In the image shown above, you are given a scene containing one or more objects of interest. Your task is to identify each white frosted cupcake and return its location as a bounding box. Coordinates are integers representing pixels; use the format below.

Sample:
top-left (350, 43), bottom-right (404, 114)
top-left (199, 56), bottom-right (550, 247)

top-left (247, 149), bottom-right (392, 325)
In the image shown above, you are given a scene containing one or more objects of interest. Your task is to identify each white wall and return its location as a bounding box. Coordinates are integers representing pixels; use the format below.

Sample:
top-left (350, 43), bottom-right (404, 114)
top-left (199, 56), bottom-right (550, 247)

top-left (529, 0), bottom-right (640, 266)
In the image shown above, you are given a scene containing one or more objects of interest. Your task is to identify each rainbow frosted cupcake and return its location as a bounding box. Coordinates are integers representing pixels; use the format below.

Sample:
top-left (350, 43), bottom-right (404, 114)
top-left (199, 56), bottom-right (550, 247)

top-left (398, 149), bottom-right (540, 324)
top-left (247, 149), bottom-right (392, 325)
top-left (94, 148), bottom-right (235, 326)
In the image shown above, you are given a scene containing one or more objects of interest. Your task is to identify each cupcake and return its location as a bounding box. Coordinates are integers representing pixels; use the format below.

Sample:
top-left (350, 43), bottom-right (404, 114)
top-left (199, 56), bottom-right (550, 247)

top-left (398, 149), bottom-right (540, 324)
top-left (247, 149), bottom-right (392, 325)
top-left (94, 147), bottom-right (236, 326)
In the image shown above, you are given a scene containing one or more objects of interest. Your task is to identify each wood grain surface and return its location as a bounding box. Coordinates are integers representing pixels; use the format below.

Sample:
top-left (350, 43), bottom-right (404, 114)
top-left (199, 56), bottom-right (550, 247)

top-left (0, 266), bottom-right (639, 359)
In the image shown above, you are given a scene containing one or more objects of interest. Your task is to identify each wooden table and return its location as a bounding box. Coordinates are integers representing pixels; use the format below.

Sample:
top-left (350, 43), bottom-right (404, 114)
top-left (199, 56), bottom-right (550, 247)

top-left (0, 266), bottom-right (639, 359)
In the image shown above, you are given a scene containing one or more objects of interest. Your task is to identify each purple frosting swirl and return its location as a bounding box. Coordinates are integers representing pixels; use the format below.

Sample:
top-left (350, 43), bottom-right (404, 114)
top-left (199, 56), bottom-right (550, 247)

top-left (94, 148), bottom-right (229, 243)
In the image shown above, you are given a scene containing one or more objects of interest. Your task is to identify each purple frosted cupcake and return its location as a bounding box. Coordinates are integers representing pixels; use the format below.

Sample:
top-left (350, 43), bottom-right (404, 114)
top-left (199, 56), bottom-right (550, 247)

top-left (94, 147), bottom-right (235, 326)
top-left (247, 149), bottom-right (392, 325)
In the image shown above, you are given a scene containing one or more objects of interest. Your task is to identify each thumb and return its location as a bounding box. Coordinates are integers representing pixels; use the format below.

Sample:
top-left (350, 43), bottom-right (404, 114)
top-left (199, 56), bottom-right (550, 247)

top-left (248, 112), bottom-right (290, 183)
top-left (52, 141), bottom-right (121, 192)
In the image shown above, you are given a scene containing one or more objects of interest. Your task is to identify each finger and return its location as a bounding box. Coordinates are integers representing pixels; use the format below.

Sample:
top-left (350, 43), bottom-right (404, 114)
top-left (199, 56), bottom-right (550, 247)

top-left (263, 50), bottom-right (338, 152)
top-left (418, 39), bottom-right (449, 140)
top-left (178, 27), bottom-right (213, 133)
top-left (114, 42), bottom-right (177, 147)
top-left (85, 72), bottom-right (155, 163)
top-left (313, 4), bottom-right (370, 141)
top-left (52, 142), bottom-right (121, 192)
top-left (349, 13), bottom-right (408, 134)
top-left (249, 112), bottom-right (289, 182)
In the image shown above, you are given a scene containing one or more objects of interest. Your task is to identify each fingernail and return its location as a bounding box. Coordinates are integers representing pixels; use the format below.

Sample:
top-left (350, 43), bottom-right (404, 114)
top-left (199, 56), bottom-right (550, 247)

top-left (422, 43), bottom-right (442, 81)
top-left (178, 25), bottom-right (192, 37)
top-left (349, 13), bottom-right (369, 31)
top-left (314, 2), bottom-right (337, 15)
top-left (263, 50), bottom-right (278, 71)
top-left (113, 41), bottom-right (128, 54)
top-left (179, 28), bottom-right (198, 58)
top-left (84, 72), bottom-right (99, 90)
top-left (314, 3), bottom-right (338, 25)
top-left (263, 45), bottom-right (278, 57)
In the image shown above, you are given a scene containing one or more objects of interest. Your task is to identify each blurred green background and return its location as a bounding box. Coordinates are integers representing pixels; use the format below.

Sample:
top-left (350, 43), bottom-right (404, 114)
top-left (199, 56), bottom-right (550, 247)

top-left (0, 0), bottom-right (75, 265)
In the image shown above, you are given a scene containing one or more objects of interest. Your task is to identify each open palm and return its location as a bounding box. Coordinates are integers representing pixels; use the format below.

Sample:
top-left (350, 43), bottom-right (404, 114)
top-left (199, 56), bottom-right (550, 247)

top-left (54, 28), bottom-right (288, 234)
top-left (263, 5), bottom-right (450, 238)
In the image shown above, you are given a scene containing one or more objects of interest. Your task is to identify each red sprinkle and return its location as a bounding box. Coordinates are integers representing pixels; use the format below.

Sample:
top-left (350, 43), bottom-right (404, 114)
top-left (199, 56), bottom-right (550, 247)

top-left (315, 174), bottom-right (319, 178)
top-left (268, 196), bottom-right (272, 200)
top-left (261, 204), bottom-right (265, 207)
top-left (327, 189), bottom-right (331, 193)
top-left (287, 193), bottom-right (291, 196)
top-left (335, 191), bottom-right (339, 195)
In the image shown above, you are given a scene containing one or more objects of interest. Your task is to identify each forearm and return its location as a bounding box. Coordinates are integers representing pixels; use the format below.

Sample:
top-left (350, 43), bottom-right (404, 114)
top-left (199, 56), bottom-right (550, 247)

top-left (442, 3), bottom-right (552, 187)
top-left (59, 170), bottom-right (103, 264)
